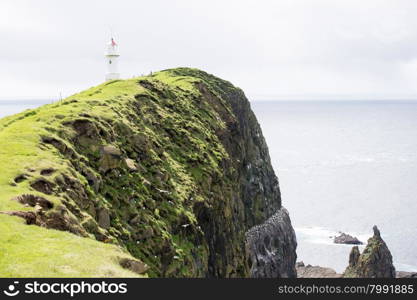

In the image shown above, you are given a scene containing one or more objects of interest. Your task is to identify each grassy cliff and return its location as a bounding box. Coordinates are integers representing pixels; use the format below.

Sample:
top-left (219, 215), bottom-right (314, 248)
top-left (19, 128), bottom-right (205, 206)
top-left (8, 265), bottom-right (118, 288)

top-left (0, 68), bottom-right (281, 277)
top-left (344, 226), bottom-right (396, 278)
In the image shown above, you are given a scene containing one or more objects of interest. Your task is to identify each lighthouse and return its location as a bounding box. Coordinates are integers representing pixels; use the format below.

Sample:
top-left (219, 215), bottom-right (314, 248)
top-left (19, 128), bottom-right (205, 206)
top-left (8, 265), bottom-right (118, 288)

top-left (105, 37), bottom-right (120, 81)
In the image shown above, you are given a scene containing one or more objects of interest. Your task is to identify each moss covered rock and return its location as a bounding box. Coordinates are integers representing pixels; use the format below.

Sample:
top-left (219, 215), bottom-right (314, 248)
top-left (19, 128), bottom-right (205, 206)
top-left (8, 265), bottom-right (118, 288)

top-left (0, 68), bottom-right (291, 277)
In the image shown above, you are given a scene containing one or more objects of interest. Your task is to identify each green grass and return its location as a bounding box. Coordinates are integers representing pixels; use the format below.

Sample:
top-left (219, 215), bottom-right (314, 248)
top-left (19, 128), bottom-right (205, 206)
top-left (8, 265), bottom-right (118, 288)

top-left (0, 214), bottom-right (142, 277)
top-left (0, 68), bottom-right (257, 277)
top-left (0, 78), bottom-right (154, 277)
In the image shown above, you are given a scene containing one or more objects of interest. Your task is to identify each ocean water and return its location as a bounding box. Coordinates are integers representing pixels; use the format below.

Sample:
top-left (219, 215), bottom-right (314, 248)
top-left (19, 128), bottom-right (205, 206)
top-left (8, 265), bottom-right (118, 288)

top-left (251, 100), bottom-right (417, 273)
top-left (1, 100), bottom-right (416, 273)
top-left (0, 100), bottom-right (52, 118)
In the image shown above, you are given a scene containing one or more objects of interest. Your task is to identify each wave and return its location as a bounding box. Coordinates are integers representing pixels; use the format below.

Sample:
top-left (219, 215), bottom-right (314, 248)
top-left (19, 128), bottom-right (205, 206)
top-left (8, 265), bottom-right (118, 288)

top-left (295, 226), bottom-right (370, 247)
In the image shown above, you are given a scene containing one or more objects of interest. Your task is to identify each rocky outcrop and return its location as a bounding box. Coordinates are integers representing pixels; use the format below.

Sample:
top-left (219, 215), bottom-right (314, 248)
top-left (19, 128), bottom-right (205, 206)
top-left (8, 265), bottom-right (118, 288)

top-left (296, 262), bottom-right (342, 278)
top-left (245, 208), bottom-right (297, 278)
top-left (0, 68), bottom-right (296, 277)
top-left (298, 226), bottom-right (412, 279)
top-left (344, 226), bottom-right (396, 278)
top-left (333, 232), bottom-right (363, 245)
top-left (396, 271), bottom-right (417, 278)
top-left (119, 257), bottom-right (149, 275)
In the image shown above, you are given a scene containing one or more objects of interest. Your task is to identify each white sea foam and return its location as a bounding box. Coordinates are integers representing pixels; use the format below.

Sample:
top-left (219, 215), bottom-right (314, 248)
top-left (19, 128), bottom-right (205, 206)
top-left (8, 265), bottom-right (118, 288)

top-left (295, 226), bottom-right (370, 248)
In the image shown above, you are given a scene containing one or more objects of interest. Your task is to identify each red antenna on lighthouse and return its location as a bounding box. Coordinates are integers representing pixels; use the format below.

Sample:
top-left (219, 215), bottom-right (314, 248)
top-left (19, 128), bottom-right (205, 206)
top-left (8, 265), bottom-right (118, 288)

top-left (108, 26), bottom-right (117, 46)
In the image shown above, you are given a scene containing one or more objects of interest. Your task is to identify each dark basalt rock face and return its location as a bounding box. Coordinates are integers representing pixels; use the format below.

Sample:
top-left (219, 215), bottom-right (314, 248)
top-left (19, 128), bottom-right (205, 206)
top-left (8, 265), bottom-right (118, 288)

top-left (189, 71), bottom-right (287, 277)
top-left (245, 208), bottom-right (297, 278)
top-left (344, 226), bottom-right (396, 278)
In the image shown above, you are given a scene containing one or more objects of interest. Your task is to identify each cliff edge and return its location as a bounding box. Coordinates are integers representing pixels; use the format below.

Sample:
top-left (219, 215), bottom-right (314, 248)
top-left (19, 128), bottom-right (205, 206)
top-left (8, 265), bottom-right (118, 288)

top-left (0, 68), bottom-right (296, 277)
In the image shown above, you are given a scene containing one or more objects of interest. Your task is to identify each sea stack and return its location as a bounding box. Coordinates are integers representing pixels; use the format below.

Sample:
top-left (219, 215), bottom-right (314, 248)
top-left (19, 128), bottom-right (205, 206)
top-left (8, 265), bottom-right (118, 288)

top-left (344, 225), bottom-right (396, 278)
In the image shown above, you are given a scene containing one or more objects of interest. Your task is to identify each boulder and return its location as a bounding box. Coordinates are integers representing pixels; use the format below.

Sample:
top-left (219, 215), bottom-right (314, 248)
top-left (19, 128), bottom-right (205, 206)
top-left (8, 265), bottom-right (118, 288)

top-left (97, 207), bottom-right (111, 229)
top-left (296, 262), bottom-right (342, 278)
top-left (119, 258), bottom-right (149, 275)
top-left (334, 232), bottom-right (363, 245)
top-left (124, 158), bottom-right (138, 171)
top-left (99, 145), bottom-right (122, 173)
top-left (396, 271), bottom-right (417, 278)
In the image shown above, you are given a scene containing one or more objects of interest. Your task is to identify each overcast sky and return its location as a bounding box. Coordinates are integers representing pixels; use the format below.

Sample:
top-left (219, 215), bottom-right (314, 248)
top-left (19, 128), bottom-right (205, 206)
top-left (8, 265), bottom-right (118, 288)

top-left (1, 0), bottom-right (417, 101)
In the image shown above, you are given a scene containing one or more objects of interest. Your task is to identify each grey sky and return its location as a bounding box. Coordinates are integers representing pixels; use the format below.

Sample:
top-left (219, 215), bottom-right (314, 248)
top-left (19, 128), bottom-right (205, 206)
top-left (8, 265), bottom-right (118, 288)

top-left (1, 0), bottom-right (417, 101)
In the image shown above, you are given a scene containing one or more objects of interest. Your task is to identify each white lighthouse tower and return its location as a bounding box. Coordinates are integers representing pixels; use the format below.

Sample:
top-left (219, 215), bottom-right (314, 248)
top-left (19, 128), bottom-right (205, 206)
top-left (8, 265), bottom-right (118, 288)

top-left (105, 37), bottom-right (120, 81)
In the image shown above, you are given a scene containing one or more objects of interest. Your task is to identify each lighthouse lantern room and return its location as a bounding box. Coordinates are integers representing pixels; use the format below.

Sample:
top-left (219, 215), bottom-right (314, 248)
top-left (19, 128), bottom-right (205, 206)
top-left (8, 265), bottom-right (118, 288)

top-left (105, 37), bottom-right (120, 81)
